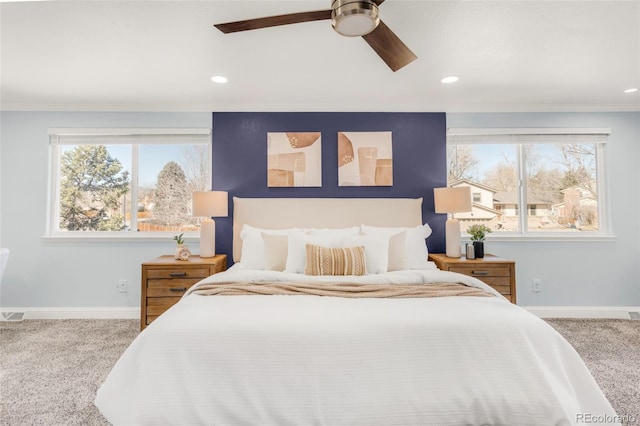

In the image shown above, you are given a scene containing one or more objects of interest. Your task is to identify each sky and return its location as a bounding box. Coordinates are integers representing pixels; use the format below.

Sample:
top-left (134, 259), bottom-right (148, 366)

top-left (468, 144), bottom-right (516, 180)
top-left (462, 143), bottom-right (594, 182)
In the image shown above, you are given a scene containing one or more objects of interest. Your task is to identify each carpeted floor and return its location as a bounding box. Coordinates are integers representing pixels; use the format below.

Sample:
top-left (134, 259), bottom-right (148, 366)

top-left (0, 320), bottom-right (137, 426)
top-left (0, 318), bottom-right (638, 425)
top-left (545, 319), bottom-right (640, 425)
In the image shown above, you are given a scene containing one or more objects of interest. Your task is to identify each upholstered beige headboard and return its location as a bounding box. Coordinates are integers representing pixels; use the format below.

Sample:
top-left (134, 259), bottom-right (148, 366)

top-left (233, 197), bottom-right (423, 262)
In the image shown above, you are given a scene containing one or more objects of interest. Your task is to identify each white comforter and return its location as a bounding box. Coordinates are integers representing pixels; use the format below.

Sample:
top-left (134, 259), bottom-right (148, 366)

top-left (96, 265), bottom-right (619, 425)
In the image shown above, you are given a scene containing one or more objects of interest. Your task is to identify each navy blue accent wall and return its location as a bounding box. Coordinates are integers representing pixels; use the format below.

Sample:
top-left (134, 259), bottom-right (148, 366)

top-left (212, 112), bottom-right (447, 262)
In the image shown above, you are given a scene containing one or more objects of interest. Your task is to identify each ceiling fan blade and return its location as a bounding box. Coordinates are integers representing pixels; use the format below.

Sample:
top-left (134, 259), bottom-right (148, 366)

top-left (215, 9), bottom-right (332, 34)
top-left (373, 0), bottom-right (386, 5)
top-left (362, 20), bottom-right (417, 72)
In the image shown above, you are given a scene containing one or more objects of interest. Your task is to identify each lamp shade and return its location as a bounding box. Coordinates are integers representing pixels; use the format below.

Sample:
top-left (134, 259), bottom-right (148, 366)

top-left (434, 186), bottom-right (472, 258)
top-left (434, 186), bottom-right (472, 214)
top-left (192, 191), bottom-right (228, 258)
top-left (192, 191), bottom-right (228, 218)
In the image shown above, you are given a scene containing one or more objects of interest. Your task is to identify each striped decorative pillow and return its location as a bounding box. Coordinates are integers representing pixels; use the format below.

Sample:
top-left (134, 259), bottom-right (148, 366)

top-left (304, 244), bottom-right (367, 276)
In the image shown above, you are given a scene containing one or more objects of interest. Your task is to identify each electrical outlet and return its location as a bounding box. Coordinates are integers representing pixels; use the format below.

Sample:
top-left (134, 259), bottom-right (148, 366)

top-left (532, 279), bottom-right (542, 293)
top-left (117, 279), bottom-right (128, 293)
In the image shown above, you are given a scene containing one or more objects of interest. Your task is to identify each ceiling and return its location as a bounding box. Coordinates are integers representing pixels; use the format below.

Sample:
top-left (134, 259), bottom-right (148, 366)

top-left (1, 0), bottom-right (639, 112)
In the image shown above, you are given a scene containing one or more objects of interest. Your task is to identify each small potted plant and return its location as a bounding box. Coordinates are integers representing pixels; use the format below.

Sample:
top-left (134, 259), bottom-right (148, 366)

top-left (173, 233), bottom-right (191, 261)
top-left (467, 224), bottom-right (492, 258)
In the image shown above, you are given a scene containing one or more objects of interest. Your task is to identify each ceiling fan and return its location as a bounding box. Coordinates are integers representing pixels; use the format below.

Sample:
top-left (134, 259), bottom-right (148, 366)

top-left (214, 0), bottom-right (417, 72)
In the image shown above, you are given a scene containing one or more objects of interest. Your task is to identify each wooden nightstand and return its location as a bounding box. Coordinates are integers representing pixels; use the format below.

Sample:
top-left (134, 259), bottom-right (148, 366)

top-left (428, 253), bottom-right (516, 303)
top-left (141, 254), bottom-right (227, 330)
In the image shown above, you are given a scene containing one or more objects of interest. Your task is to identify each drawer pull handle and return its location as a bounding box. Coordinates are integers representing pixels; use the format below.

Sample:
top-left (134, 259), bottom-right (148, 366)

top-left (169, 287), bottom-right (187, 292)
top-left (169, 272), bottom-right (187, 277)
top-left (472, 270), bottom-right (489, 276)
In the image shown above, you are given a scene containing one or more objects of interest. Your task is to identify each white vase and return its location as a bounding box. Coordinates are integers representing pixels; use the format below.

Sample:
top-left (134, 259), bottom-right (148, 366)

top-left (175, 244), bottom-right (191, 261)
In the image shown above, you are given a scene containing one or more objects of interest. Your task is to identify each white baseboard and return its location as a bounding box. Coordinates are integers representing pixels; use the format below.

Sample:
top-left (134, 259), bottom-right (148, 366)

top-left (523, 306), bottom-right (639, 319)
top-left (1, 306), bottom-right (638, 320)
top-left (0, 307), bottom-right (140, 320)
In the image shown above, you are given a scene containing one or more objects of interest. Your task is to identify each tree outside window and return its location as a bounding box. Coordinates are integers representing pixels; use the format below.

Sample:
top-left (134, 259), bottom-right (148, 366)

top-left (59, 145), bottom-right (130, 231)
top-left (153, 161), bottom-right (191, 228)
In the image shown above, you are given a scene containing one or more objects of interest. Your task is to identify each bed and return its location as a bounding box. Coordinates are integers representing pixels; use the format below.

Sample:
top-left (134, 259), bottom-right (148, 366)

top-left (95, 197), bottom-right (619, 426)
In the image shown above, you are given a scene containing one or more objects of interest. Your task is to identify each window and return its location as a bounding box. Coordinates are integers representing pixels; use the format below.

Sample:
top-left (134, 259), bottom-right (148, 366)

top-left (447, 128), bottom-right (609, 237)
top-left (48, 128), bottom-right (211, 237)
top-left (472, 192), bottom-right (481, 203)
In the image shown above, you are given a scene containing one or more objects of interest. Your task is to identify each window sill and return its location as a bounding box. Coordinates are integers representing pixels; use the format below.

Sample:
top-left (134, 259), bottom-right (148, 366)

top-left (42, 233), bottom-right (200, 243)
top-left (463, 233), bottom-right (616, 243)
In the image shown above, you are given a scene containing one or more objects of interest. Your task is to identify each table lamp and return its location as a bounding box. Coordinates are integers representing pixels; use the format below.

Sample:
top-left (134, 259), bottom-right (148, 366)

top-left (434, 186), bottom-right (472, 258)
top-left (192, 191), bottom-right (228, 257)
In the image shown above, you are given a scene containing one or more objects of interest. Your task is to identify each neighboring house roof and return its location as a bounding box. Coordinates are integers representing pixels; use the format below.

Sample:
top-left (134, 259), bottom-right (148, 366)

top-left (471, 202), bottom-right (502, 215)
top-left (450, 179), bottom-right (499, 194)
top-left (552, 198), bottom-right (597, 210)
top-left (493, 191), bottom-right (552, 206)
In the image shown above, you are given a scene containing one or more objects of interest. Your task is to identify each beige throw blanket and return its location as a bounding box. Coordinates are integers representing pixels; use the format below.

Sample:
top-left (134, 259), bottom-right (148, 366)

top-left (191, 281), bottom-right (494, 299)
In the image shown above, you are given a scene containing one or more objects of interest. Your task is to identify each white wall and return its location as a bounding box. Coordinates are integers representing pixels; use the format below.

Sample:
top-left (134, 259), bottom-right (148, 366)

top-left (0, 112), bottom-right (211, 309)
top-left (448, 112), bottom-right (640, 307)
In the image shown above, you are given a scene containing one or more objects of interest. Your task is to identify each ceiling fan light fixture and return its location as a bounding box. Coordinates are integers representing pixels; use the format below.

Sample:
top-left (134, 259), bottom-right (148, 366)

top-left (331, 0), bottom-right (379, 37)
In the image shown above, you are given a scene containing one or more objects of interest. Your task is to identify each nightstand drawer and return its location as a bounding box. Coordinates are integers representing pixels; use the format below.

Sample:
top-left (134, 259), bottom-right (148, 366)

top-left (147, 297), bottom-right (181, 313)
top-left (146, 268), bottom-right (211, 279)
top-left (449, 266), bottom-right (511, 277)
top-left (146, 278), bottom-right (199, 297)
top-left (474, 276), bottom-right (512, 288)
top-left (490, 284), bottom-right (512, 296)
top-left (146, 297), bottom-right (182, 323)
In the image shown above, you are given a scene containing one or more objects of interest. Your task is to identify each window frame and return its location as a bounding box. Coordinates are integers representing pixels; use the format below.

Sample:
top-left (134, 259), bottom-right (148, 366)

top-left (447, 127), bottom-right (614, 241)
top-left (45, 128), bottom-right (212, 241)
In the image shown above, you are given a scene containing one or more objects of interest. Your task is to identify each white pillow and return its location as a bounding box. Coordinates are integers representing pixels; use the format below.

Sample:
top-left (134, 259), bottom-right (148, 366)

top-left (262, 233), bottom-right (289, 271)
top-left (385, 231), bottom-right (409, 271)
top-left (361, 223), bottom-right (433, 270)
top-left (240, 224), bottom-right (302, 269)
top-left (342, 235), bottom-right (389, 274)
top-left (285, 234), bottom-right (347, 274)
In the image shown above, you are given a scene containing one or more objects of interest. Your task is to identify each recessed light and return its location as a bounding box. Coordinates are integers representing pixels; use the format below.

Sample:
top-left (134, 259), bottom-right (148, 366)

top-left (211, 75), bottom-right (228, 84)
top-left (624, 88), bottom-right (638, 93)
top-left (441, 76), bottom-right (459, 84)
